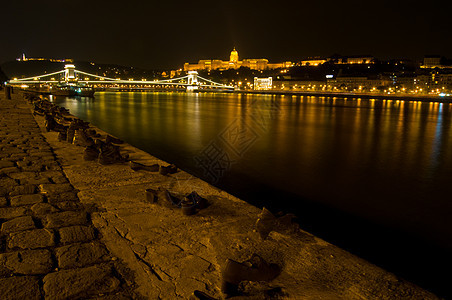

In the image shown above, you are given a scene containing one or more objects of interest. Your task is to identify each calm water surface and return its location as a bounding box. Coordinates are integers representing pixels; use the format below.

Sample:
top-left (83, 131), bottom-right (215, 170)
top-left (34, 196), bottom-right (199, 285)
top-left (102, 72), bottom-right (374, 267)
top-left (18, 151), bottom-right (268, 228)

top-left (52, 92), bottom-right (452, 297)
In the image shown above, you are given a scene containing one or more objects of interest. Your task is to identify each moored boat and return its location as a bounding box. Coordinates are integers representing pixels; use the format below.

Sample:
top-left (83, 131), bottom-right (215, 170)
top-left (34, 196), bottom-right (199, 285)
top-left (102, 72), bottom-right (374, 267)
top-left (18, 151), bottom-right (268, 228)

top-left (75, 86), bottom-right (95, 97)
top-left (50, 84), bottom-right (95, 97)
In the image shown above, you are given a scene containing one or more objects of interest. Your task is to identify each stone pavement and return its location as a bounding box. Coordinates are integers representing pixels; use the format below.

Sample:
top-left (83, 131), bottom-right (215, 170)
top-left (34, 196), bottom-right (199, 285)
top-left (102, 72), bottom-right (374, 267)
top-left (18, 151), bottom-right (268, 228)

top-left (0, 92), bottom-right (140, 299)
top-left (0, 90), bottom-right (442, 299)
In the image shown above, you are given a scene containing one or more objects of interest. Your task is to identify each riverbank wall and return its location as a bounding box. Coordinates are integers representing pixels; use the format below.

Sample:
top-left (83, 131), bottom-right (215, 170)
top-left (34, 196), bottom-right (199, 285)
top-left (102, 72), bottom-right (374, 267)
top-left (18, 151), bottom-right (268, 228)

top-left (0, 90), bottom-right (442, 299)
top-left (234, 89), bottom-right (452, 103)
top-left (11, 86), bottom-right (452, 103)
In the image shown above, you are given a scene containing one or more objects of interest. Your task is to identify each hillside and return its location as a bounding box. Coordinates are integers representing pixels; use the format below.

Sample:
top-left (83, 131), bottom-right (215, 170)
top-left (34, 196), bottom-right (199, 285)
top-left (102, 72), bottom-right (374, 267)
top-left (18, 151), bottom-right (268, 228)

top-left (0, 60), bottom-right (162, 81)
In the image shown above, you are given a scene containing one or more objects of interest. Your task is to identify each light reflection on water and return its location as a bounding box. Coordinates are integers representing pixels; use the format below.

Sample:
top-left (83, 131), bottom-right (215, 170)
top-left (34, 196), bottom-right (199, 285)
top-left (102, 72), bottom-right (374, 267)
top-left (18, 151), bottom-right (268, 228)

top-left (53, 91), bottom-right (452, 296)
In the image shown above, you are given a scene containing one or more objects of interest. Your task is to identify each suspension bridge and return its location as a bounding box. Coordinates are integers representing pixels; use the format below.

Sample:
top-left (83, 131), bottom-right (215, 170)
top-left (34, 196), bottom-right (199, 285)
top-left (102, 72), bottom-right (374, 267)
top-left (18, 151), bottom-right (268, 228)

top-left (7, 64), bottom-right (234, 92)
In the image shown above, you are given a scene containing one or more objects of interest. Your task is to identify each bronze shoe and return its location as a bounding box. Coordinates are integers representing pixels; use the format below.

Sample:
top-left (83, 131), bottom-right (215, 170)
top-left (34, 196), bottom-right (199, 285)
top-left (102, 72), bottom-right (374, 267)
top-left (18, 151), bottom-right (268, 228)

top-left (73, 129), bottom-right (94, 147)
top-left (129, 161), bottom-right (160, 172)
top-left (221, 254), bottom-right (280, 296)
top-left (159, 164), bottom-right (178, 175)
top-left (83, 145), bottom-right (99, 161)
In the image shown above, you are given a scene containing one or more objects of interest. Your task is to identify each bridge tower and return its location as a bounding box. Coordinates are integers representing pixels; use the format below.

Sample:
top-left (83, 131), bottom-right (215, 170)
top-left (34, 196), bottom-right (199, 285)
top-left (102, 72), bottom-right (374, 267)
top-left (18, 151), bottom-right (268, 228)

top-left (187, 71), bottom-right (199, 92)
top-left (64, 64), bottom-right (76, 83)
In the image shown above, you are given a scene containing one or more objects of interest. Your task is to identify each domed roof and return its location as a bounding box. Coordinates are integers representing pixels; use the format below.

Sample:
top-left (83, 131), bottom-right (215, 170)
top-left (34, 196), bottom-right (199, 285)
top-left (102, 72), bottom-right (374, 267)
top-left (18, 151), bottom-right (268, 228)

top-left (230, 48), bottom-right (239, 63)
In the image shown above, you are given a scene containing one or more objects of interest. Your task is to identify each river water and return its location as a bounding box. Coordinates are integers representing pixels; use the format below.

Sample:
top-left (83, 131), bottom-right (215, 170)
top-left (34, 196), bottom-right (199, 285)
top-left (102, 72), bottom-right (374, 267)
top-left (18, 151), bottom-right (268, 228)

top-left (52, 91), bottom-right (452, 297)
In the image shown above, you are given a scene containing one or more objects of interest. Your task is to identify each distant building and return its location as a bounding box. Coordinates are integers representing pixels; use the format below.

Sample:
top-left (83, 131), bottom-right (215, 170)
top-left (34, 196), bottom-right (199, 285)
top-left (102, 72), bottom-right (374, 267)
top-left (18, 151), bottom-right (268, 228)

top-left (298, 58), bottom-right (327, 66)
top-left (327, 75), bottom-right (391, 90)
top-left (184, 48), bottom-right (293, 71)
top-left (327, 55), bottom-right (375, 64)
top-left (16, 53), bottom-right (73, 63)
top-left (254, 77), bottom-right (273, 90)
top-left (272, 80), bottom-right (326, 90)
top-left (344, 56), bottom-right (374, 64)
top-left (422, 55), bottom-right (442, 68)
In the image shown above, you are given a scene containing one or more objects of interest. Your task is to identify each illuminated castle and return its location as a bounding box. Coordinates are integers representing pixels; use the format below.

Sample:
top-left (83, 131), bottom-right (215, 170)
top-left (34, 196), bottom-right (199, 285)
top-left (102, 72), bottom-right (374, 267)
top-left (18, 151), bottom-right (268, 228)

top-left (184, 48), bottom-right (293, 71)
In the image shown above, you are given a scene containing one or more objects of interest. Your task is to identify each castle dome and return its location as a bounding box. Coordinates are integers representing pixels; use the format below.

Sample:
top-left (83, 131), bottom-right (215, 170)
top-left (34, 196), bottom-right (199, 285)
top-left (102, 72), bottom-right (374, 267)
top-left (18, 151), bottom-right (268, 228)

top-left (230, 48), bottom-right (239, 63)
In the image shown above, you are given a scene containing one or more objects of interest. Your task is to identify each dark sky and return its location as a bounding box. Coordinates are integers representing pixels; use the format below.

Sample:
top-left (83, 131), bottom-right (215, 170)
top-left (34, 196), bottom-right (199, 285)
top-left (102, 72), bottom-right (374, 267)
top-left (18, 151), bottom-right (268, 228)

top-left (1, 0), bottom-right (451, 69)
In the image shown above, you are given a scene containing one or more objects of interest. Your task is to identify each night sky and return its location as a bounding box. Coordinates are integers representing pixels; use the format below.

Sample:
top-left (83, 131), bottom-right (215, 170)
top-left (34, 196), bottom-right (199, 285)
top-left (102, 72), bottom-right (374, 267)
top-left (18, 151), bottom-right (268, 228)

top-left (1, 0), bottom-right (451, 69)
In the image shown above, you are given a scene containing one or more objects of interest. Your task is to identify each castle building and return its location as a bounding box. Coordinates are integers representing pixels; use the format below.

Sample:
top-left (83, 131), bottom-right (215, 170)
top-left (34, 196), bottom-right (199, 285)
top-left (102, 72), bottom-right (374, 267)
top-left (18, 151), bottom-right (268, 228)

top-left (230, 48), bottom-right (238, 63)
top-left (183, 48), bottom-right (293, 71)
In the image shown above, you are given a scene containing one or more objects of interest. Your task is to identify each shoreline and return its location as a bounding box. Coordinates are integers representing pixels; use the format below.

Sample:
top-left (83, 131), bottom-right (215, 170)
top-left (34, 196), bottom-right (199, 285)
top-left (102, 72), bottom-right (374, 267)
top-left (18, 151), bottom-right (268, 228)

top-left (13, 87), bottom-right (452, 104)
top-left (22, 91), bottom-right (444, 298)
top-left (233, 89), bottom-right (452, 103)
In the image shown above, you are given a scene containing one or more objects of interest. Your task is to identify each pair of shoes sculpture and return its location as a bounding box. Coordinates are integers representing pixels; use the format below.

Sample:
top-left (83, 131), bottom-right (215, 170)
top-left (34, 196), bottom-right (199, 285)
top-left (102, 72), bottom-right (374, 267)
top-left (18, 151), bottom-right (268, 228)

top-left (191, 209), bottom-right (290, 299)
top-left (129, 161), bottom-right (178, 176)
top-left (221, 253), bottom-right (281, 298)
top-left (30, 97), bottom-right (129, 165)
top-left (256, 207), bottom-right (300, 240)
top-left (57, 118), bottom-right (128, 165)
top-left (145, 188), bottom-right (208, 216)
top-left (83, 137), bottom-right (129, 165)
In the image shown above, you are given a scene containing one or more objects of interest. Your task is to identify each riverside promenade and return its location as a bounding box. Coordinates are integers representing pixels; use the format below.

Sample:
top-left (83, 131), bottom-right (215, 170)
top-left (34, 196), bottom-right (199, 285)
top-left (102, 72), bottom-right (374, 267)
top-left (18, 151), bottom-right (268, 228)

top-left (0, 91), bottom-right (441, 299)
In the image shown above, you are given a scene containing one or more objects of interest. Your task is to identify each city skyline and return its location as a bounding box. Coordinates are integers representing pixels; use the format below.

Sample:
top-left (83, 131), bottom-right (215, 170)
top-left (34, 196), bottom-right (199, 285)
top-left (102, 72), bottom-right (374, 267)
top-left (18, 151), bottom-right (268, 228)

top-left (1, 0), bottom-right (451, 69)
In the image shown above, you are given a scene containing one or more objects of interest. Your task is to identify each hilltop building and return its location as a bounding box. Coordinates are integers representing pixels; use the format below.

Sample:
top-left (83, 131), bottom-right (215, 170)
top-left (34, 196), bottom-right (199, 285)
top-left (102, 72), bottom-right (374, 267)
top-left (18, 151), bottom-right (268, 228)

top-left (16, 53), bottom-right (73, 63)
top-left (183, 48), bottom-right (293, 71)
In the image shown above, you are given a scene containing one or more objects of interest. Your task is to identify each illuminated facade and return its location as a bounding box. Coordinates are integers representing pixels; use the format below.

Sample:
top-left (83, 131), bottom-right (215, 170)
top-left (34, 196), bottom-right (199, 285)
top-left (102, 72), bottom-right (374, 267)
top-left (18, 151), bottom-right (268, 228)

top-left (327, 76), bottom-right (391, 90)
top-left (254, 77), bottom-right (273, 90)
top-left (299, 59), bottom-right (327, 66)
top-left (184, 48), bottom-right (293, 71)
top-left (16, 53), bottom-right (73, 63)
top-left (344, 56), bottom-right (374, 64)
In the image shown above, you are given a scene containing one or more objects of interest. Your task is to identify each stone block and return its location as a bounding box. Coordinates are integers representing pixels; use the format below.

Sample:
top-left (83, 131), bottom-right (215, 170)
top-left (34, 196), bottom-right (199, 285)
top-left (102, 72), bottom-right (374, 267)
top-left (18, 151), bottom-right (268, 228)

top-left (30, 202), bottom-right (59, 215)
top-left (0, 276), bottom-right (41, 300)
top-left (10, 194), bottom-right (44, 206)
top-left (16, 161), bottom-right (30, 168)
top-left (0, 177), bottom-right (18, 191)
top-left (59, 225), bottom-right (95, 244)
top-left (0, 160), bottom-right (14, 168)
top-left (9, 184), bottom-right (36, 196)
top-left (39, 183), bottom-right (73, 194)
top-left (47, 191), bottom-right (79, 204)
top-left (0, 167), bottom-right (20, 174)
top-left (9, 153), bottom-right (27, 160)
top-left (20, 165), bottom-right (45, 172)
top-left (43, 264), bottom-right (119, 299)
top-left (0, 187), bottom-right (7, 197)
top-left (7, 171), bottom-right (38, 180)
top-left (44, 211), bottom-right (88, 228)
top-left (41, 155), bottom-right (56, 161)
top-left (43, 162), bottom-right (64, 172)
top-left (55, 241), bottom-right (109, 269)
top-left (8, 228), bottom-right (55, 249)
top-left (46, 191), bottom-right (79, 204)
top-left (54, 201), bottom-right (83, 211)
top-left (29, 150), bottom-right (53, 156)
top-left (0, 206), bottom-right (30, 219)
top-left (1, 216), bottom-right (36, 234)
top-left (0, 196), bottom-right (7, 207)
top-left (19, 176), bottom-right (51, 186)
top-left (0, 249), bottom-right (53, 274)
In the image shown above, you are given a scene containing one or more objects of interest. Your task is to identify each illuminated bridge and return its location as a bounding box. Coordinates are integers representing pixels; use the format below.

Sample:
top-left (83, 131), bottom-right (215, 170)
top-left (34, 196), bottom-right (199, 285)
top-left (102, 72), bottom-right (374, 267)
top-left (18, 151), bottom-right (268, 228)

top-left (8, 64), bottom-right (234, 92)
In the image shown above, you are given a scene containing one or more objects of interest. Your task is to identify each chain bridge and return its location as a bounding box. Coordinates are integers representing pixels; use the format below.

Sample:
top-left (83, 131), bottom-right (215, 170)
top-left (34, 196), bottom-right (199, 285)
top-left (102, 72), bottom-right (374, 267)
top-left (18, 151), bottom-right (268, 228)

top-left (8, 64), bottom-right (234, 92)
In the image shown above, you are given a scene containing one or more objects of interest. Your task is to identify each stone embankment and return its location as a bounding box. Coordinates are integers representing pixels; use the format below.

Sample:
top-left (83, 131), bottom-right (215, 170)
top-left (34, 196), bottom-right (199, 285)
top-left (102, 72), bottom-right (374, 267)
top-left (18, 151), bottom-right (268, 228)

top-left (0, 90), bottom-right (442, 299)
top-left (0, 92), bottom-right (140, 299)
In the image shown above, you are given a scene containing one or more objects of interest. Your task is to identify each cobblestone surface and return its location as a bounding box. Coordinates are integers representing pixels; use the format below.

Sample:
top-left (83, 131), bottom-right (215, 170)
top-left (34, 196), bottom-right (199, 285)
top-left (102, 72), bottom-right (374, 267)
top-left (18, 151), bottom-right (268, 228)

top-left (0, 92), bottom-right (139, 299)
